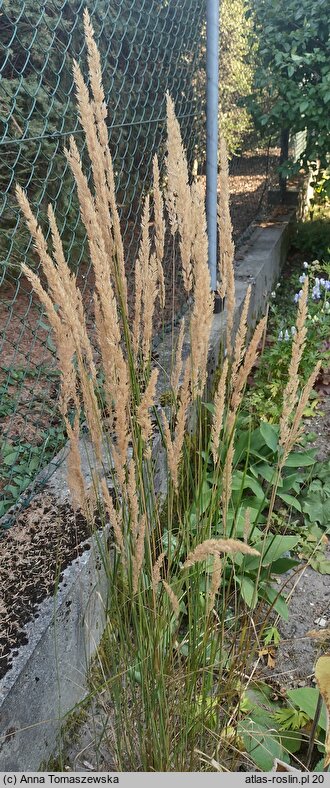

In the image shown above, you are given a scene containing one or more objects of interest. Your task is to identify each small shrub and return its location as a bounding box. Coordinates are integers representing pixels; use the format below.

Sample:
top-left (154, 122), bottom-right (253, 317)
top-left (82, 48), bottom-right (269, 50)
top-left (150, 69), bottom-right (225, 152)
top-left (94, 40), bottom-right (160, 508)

top-left (293, 207), bottom-right (330, 265)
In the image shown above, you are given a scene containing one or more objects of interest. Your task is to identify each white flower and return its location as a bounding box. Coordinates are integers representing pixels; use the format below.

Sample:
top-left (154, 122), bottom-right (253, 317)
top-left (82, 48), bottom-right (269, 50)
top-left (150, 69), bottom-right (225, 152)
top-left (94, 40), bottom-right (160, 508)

top-left (299, 274), bottom-right (306, 283)
top-left (284, 329), bottom-right (290, 341)
top-left (303, 261), bottom-right (309, 269)
top-left (276, 283), bottom-right (281, 289)
top-left (271, 291), bottom-right (276, 298)
top-left (278, 330), bottom-right (283, 341)
top-left (291, 326), bottom-right (296, 336)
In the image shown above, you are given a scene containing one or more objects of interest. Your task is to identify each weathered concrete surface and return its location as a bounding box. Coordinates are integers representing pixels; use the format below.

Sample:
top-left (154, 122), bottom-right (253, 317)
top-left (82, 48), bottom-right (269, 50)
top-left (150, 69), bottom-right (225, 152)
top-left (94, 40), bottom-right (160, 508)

top-left (0, 212), bottom-right (294, 770)
top-left (268, 177), bottom-right (315, 221)
top-left (209, 216), bottom-right (292, 377)
top-left (0, 535), bottom-right (110, 771)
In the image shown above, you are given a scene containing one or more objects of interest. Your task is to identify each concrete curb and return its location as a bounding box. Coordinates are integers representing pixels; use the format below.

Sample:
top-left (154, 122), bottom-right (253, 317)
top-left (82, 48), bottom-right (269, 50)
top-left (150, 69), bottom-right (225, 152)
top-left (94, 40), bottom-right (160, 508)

top-left (0, 212), bottom-right (294, 770)
top-left (0, 533), bottom-right (110, 771)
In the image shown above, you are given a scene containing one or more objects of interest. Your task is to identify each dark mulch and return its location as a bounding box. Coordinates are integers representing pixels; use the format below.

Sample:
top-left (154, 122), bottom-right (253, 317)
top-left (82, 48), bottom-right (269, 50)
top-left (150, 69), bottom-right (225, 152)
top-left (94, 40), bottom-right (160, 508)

top-left (0, 493), bottom-right (96, 680)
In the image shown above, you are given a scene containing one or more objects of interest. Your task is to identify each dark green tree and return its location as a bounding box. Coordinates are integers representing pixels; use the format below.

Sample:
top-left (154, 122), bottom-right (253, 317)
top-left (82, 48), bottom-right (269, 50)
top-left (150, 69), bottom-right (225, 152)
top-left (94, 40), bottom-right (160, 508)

top-left (247, 0), bottom-right (330, 179)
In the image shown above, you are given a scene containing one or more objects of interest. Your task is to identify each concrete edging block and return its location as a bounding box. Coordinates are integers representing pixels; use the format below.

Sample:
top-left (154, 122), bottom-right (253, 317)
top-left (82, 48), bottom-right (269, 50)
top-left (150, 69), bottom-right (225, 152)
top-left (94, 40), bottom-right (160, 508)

top-left (0, 212), bottom-right (294, 770)
top-left (0, 534), bottom-right (109, 771)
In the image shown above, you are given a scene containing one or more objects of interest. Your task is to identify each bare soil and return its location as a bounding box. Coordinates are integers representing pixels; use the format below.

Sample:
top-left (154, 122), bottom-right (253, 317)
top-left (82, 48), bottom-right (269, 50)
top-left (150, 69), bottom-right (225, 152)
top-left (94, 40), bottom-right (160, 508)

top-left (229, 146), bottom-right (280, 243)
top-left (0, 281), bottom-right (59, 443)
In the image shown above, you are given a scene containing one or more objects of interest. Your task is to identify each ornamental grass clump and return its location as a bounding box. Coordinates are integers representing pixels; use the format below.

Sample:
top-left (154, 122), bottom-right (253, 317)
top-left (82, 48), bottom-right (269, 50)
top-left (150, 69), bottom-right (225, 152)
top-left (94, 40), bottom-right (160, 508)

top-left (16, 11), bottom-right (320, 771)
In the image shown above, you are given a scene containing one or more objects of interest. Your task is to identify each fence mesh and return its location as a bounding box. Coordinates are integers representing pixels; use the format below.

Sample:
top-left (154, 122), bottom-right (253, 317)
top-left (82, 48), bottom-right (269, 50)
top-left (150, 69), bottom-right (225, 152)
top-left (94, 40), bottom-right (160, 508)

top-left (0, 0), bottom-right (280, 525)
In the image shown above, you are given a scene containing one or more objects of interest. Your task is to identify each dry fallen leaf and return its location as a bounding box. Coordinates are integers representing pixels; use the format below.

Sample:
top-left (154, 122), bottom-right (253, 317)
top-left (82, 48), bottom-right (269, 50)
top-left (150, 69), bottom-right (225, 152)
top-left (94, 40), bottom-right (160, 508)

top-left (258, 646), bottom-right (276, 669)
top-left (273, 758), bottom-right (301, 773)
top-left (307, 628), bottom-right (330, 642)
top-left (315, 654), bottom-right (330, 768)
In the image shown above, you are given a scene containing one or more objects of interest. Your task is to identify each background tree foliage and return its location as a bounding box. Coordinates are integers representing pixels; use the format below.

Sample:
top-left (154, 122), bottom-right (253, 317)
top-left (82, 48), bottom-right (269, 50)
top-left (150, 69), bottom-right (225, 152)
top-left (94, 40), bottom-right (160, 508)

top-left (219, 0), bottom-right (254, 154)
top-left (247, 0), bottom-right (330, 176)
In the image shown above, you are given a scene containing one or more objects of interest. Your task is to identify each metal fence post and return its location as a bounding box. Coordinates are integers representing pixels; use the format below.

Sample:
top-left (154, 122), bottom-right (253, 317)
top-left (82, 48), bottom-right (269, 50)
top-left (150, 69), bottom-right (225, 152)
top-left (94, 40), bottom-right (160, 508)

top-left (206, 0), bottom-right (220, 296)
top-left (279, 127), bottom-right (290, 202)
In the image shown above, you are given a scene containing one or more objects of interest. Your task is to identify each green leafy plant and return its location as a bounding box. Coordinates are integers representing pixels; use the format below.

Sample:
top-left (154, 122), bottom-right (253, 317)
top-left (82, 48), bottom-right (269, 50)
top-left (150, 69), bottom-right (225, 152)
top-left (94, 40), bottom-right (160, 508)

top-left (0, 363), bottom-right (65, 519)
top-left (263, 625), bottom-right (281, 646)
top-left (0, 425), bottom-right (66, 520)
top-left (299, 460), bottom-right (330, 532)
top-left (273, 706), bottom-right (309, 731)
top-left (244, 247), bottom-right (330, 425)
top-left (239, 683), bottom-right (292, 770)
top-left (238, 682), bottom-right (327, 770)
top-left (219, 0), bottom-right (255, 154)
top-left (293, 216), bottom-right (330, 265)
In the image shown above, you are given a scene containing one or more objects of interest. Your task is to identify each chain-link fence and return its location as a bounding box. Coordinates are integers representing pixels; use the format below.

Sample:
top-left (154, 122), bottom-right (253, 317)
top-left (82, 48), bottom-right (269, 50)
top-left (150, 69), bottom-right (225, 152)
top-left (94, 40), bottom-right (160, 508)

top-left (0, 0), bottom-right (280, 525)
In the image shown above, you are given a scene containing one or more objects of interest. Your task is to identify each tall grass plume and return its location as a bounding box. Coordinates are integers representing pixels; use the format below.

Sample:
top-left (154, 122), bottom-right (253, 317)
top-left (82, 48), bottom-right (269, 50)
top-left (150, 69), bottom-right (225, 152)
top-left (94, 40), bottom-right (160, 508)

top-left (15, 11), bottom-right (320, 771)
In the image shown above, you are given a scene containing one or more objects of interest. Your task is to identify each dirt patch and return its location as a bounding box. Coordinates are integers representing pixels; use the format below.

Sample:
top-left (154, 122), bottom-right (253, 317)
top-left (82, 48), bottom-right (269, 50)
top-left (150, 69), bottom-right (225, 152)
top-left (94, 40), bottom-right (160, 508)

top-left (0, 493), bottom-right (100, 679)
top-left (229, 146), bottom-right (280, 243)
top-left (263, 550), bottom-right (330, 689)
top-left (305, 391), bottom-right (330, 463)
top-left (260, 394), bottom-right (330, 689)
top-left (58, 698), bottom-right (117, 773)
top-left (0, 280), bottom-right (59, 439)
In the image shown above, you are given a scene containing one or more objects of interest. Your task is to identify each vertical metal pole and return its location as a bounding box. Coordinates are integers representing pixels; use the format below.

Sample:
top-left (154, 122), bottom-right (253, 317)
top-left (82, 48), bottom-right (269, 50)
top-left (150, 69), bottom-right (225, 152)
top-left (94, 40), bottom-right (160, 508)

top-left (206, 0), bottom-right (220, 294)
top-left (279, 127), bottom-right (289, 203)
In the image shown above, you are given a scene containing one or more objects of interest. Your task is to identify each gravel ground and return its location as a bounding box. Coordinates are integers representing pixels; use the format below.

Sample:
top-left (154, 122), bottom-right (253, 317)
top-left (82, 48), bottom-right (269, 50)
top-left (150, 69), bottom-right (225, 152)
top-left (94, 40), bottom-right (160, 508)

top-left (259, 393), bottom-right (330, 690)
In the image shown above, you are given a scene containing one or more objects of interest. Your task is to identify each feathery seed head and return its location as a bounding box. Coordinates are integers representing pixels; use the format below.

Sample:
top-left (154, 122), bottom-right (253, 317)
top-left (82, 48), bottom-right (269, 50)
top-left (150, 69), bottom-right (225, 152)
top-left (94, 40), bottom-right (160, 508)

top-left (132, 514), bottom-right (147, 594)
top-left (137, 368), bottom-right (159, 451)
top-left (211, 357), bottom-right (228, 464)
top-left (165, 93), bottom-right (193, 293)
top-left (162, 580), bottom-right (180, 618)
top-left (183, 538), bottom-right (259, 569)
top-left (207, 554), bottom-right (223, 615)
top-left (152, 551), bottom-right (166, 593)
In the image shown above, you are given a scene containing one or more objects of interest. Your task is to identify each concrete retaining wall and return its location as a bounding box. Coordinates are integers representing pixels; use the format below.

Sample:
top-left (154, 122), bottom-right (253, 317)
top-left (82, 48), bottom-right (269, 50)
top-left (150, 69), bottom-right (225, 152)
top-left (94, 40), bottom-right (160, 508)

top-left (0, 211), bottom-right (294, 770)
top-left (0, 537), bottom-right (109, 770)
